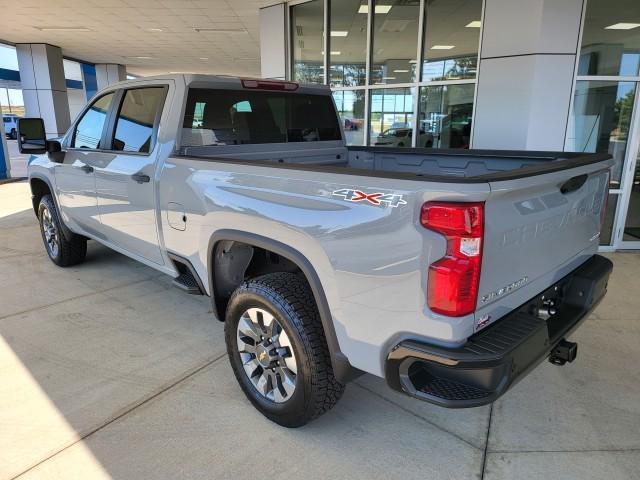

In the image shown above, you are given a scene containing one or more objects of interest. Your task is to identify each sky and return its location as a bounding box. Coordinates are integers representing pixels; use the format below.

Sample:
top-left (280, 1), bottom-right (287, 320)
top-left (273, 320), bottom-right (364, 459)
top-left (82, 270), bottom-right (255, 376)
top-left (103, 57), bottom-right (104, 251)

top-left (0, 44), bottom-right (18, 71)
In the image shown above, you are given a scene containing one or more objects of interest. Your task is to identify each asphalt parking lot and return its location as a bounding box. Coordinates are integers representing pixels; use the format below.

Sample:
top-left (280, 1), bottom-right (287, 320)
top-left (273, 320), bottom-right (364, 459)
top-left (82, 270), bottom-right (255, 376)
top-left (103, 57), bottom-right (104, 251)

top-left (1, 181), bottom-right (639, 480)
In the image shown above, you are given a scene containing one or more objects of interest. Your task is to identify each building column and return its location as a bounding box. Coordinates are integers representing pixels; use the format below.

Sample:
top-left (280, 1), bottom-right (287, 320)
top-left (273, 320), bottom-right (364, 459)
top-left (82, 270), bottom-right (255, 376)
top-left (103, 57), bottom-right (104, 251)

top-left (0, 107), bottom-right (9, 179)
top-left (16, 43), bottom-right (71, 138)
top-left (472, 0), bottom-right (584, 151)
top-left (95, 64), bottom-right (126, 90)
top-left (81, 63), bottom-right (98, 101)
top-left (259, 3), bottom-right (287, 80)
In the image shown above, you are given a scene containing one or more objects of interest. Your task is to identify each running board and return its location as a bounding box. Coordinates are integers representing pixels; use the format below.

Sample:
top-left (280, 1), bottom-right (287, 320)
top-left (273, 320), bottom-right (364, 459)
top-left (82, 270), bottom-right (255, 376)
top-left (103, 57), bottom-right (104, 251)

top-left (168, 252), bottom-right (205, 295)
top-left (172, 272), bottom-right (204, 295)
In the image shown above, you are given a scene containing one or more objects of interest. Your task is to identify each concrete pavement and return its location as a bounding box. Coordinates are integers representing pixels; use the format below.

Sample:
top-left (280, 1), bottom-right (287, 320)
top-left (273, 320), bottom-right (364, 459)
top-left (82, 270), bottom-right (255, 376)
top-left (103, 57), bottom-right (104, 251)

top-left (1, 181), bottom-right (639, 480)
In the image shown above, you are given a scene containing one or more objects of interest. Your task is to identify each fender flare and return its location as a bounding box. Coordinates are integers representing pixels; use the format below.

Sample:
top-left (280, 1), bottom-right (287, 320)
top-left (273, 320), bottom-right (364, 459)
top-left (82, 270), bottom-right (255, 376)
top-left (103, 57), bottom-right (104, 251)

top-left (207, 229), bottom-right (362, 383)
top-left (29, 173), bottom-right (75, 242)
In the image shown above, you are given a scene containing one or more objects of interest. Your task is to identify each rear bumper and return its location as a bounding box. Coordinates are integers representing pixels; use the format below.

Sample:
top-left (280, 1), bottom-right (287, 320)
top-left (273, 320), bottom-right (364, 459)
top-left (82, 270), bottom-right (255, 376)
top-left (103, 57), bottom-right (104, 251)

top-left (385, 254), bottom-right (613, 408)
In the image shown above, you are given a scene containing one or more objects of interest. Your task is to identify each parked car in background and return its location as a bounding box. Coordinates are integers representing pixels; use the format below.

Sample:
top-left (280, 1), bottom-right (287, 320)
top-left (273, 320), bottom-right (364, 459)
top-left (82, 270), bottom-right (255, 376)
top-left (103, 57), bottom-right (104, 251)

top-left (343, 118), bottom-right (361, 131)
top-left (4, 113), bottom-right (20, 139)
top-left (374, 127), bottom-right (434, 148)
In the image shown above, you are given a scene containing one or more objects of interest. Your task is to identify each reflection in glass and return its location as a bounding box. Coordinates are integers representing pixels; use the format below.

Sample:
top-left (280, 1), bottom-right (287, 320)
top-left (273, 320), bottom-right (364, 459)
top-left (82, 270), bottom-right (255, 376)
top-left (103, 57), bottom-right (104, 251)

top-left (330, 0), bottom-right (367, 87)
top-left (370, 0), bottom-right (420, 85)
top-left (332, 90), bottom-right (365, 145)
top-left (422, 0), bottom-right (482, 81)
top-left (601, 193), bottom-right (618, 245)
top-left (418, 84), bottom-right (474, 149)
top-left (578, 0), bottom-right (640, 76)
top-left (566, 81), bottom-right (635, 188)
top-left (72, 93), bottom-right (114, 149)
top-left (369, 88), bottom-right (415, 146)
top-left (623, 159), bottom-right (640, 242)
top-left (113, 88), bottom-right (165, 153)
top-left (291, 0), bottom-right (325, 84)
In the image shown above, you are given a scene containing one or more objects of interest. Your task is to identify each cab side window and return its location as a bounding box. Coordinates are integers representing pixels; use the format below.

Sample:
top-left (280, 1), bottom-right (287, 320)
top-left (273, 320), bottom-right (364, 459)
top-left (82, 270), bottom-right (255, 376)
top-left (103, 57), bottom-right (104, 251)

top-left (111, 87), bottom-right (166, 153)
top-left (72, 93), bottom-right (115, 149)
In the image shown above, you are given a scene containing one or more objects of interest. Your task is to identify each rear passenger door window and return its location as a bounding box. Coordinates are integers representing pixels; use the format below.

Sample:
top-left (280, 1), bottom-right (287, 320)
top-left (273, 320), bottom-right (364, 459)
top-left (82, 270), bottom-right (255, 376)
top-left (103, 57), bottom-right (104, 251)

top-left (111, 87), bottom-right (166, 153)
top-left (72, 93), bottom-right (115, 149)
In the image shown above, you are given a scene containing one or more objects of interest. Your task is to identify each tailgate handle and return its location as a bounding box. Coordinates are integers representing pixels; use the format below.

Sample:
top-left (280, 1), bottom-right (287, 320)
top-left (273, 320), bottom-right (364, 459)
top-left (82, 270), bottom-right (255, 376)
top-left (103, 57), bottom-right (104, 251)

top-left (560, 174), bottom-right (588, 194)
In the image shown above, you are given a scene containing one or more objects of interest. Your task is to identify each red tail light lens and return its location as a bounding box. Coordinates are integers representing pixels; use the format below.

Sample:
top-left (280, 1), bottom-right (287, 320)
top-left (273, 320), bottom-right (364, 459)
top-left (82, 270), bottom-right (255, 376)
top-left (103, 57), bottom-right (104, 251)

top-left (421, 202), bottom-right (484, 317)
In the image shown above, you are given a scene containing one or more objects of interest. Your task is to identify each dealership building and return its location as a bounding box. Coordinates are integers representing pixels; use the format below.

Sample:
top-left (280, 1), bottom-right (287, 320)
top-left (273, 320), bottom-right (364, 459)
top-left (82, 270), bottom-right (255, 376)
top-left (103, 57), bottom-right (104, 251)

top-left (0, 0), bottom-right (638, 251)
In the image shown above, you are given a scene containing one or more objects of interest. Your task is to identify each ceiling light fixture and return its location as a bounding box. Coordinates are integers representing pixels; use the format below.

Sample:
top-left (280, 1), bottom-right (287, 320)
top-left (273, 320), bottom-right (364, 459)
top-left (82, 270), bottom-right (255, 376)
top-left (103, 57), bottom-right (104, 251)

top-left (393, 69), bottom-right (409, 73)
top-left (604, 23), bottom-right (640, 30)
top-left (321, 51), bottom-right (342, 55)
top-left (147, 28), bottom-right (164, 32)
top-left (358, 5), bottom-right (392, 14)
top-left (331, 31), bottom-right (349, 37)
top-left (194, 27), bottom-right (248, 34)
top-left (126, 56), bottom-right (154, 59)
top-left (465, 21), bottom-right (482, 28)
top-left (431, 45), bottom-right (455, 50)
top-left (35, 26), bottom-right (92, 32)
top-left (199, 57), bottom-right (209, 60)
top-left (382, 76), bottom-right (396, 80)
top-left (408, 59), bottom-right (417, 64)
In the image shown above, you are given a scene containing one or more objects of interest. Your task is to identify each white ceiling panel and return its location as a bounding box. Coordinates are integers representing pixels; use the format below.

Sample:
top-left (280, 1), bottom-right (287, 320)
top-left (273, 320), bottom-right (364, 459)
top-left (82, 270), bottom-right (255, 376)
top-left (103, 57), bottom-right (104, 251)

top-left (0, 0), bottom-right (274, 77)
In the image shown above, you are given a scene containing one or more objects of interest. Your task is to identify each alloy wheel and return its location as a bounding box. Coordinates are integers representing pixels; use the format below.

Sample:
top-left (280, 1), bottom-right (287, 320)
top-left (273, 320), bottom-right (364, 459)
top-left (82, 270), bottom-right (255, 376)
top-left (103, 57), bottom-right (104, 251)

top-left (41, 207), bottom-right (59, 257)
top-left (236, 307), bottom-right (297, 403)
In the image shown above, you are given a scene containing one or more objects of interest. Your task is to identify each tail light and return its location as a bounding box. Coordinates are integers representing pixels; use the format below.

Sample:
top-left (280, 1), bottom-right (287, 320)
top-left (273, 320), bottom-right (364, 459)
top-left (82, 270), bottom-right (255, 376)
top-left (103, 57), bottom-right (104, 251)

top-left (421, 202), bottom-right (484, 317)
top-left (241, 79), bottom-right (299, 91)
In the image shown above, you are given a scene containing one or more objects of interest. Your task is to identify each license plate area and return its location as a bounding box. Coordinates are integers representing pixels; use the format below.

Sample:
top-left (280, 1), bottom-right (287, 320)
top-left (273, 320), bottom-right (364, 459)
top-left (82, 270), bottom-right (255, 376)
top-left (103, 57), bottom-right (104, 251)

top-left (514, 255), bottom-right (612, 342)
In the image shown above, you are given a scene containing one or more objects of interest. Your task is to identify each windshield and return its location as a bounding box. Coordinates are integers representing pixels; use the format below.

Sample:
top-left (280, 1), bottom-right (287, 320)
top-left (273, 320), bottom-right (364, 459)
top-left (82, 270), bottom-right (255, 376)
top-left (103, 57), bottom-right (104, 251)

top-left (182, 88), bottom-right (342, 146)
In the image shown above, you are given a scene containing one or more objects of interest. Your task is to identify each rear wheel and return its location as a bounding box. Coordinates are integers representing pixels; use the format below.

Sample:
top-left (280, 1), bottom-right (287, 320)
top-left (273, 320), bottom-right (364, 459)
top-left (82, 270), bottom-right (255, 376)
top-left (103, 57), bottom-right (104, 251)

top-left (10, 128), bottom-right (17, 140)
top-left (38, 195), bottom-right (87, 267)
top-left (225, 272), bottom-right (345, 427)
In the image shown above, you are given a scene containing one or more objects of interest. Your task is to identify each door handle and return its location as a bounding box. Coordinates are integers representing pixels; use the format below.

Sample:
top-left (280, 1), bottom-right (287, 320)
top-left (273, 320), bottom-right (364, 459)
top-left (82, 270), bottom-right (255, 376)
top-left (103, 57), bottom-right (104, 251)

top-left (131, 172), bottom-right (151, 184)
top-left (79, 164), bottom-right (94, 174)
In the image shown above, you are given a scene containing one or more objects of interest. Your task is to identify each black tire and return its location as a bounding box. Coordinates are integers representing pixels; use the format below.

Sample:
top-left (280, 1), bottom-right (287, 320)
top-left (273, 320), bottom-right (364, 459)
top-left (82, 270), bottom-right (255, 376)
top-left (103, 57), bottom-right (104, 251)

top-left (225, 272), bottom-right (345, 427)
top-left (38, 194), bottom-right (87, 267)
top-left (10, 128), bottom-right (17, 140)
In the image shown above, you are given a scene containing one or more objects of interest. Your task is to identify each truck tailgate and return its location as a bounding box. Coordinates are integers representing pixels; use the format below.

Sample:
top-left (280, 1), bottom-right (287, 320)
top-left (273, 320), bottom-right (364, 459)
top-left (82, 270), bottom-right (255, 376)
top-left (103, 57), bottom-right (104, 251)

top-left (475, 159), bottom-right (612, 329)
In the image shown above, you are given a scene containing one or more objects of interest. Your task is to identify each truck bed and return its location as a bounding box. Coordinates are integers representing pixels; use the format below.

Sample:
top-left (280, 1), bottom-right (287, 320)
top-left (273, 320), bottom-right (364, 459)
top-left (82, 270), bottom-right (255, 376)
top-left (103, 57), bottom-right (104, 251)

top-left (177, 144), bottom-right (611, 183)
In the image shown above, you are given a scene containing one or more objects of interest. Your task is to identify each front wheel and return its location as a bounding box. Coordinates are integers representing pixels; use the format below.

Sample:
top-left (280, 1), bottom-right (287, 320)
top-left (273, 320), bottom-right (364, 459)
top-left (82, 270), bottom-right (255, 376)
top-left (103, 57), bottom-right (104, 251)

top-left (10, 129), bottom-right (17, 140)
top-left (225, 272), bottom-right (345, 427)
top-left (38, 195), bottom-right (87, 267)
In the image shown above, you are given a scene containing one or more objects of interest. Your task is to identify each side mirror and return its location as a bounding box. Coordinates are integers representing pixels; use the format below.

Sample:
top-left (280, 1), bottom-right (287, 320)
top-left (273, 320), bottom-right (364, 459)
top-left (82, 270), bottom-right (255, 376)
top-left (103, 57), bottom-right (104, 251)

top-left (17, 118), bottom-right (47, 154)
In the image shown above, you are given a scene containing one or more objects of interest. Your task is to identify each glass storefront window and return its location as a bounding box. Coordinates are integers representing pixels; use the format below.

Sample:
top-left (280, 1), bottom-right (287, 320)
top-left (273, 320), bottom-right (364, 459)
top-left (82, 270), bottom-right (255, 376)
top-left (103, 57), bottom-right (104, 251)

top-left (369, 88), bottom-right (415, 146)
top-left (566, 81), bottom-right (636, 188)
top-left (418, 84), bottom-right (474, 149)
top-left (329, 0), bottom-right (367, 87)
top-left (578, 0), bottom-right (640, 76)
top-left (291, 0), bottom-right (325, 84)
top-left (333, 90), bottom-right (365, 145)
top-left (370, 0), bottom-right (420, 85)
top-left (422, 0), bottom-right (482, 81)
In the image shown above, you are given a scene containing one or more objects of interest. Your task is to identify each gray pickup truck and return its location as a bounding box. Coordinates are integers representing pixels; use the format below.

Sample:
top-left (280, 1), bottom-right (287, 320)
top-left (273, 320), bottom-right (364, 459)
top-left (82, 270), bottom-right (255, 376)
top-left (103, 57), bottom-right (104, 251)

top-left (19, 74), bottom-right (613, 427)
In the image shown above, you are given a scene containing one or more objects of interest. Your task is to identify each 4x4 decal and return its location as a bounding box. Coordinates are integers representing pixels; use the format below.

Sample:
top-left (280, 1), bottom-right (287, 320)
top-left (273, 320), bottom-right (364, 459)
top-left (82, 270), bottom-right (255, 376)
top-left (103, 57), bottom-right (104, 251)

top-left (332, 188), bottom-right (407, 208)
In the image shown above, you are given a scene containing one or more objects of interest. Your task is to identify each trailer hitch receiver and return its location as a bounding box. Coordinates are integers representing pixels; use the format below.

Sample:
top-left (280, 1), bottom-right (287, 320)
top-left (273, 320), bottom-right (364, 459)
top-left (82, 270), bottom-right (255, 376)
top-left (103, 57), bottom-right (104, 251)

top-left (549, 339), bottom-right (577, 366)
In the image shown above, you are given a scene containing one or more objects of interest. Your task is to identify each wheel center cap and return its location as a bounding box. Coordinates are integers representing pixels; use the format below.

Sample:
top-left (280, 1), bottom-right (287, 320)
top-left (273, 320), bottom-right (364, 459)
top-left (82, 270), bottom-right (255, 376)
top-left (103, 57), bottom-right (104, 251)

top-left (256, 345), bottom-right (271, 367)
